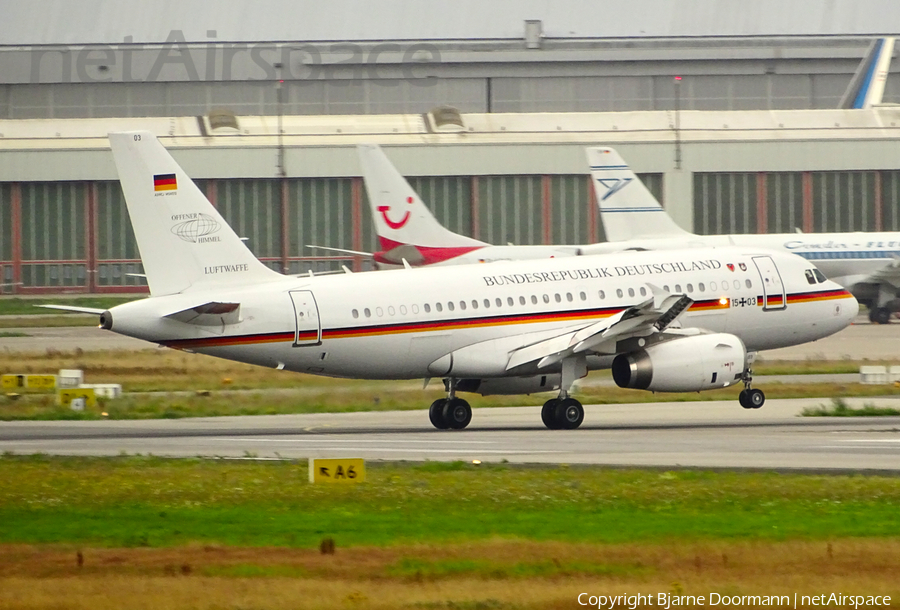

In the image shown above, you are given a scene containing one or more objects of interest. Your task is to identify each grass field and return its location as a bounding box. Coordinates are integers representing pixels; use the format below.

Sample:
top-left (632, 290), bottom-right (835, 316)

top-left (1, 348), bottom-right (898, 420)
top-left (0, 296), bottom-right (136, 316)
top-left (0, 456), bottom-right (898, 609)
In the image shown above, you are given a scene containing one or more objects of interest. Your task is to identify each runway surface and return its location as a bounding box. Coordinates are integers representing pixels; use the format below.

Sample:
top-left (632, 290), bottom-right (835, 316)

top-left (2, 398), bottom-right (899, 471)
top-left (0, 315), bottom-right (895, 360)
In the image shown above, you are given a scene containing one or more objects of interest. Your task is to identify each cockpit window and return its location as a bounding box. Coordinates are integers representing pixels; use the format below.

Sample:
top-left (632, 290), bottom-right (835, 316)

top-left (804, 269), bottom-right (816, 285)
top-left (813, 269), bottom-right (827, 283)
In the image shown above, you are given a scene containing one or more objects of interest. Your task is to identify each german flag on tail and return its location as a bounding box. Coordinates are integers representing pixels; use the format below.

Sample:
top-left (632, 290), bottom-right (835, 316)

top-left (153, 173), bottom-right (177, 192)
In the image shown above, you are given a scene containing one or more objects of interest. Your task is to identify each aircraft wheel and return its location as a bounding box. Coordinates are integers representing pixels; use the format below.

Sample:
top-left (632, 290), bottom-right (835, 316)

top-left (738, 389), bottom-right (752, 409)
top-left (554, 398), bottom-right (585, 430)
top-left (541, 399), bottom-right (559, 429)
top-left (868, 307), bottom-right (877, 323)
top-left (747, 389), bottom-right (765, 409)
top-left (443, 397), bottom-right (472, 430)
top-left (429, 399), bottom-right (450, 429)
top-left (874, 307), bottom-right (892, 325)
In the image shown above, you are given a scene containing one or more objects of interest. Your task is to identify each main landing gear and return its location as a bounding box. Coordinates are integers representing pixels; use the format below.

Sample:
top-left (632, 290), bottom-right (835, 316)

top-left (429, 379), bottom-right (473, 430)
top-left (541, 396), bottom-right (585, 430)
top-left (868, 306), bottom-right (893, 325)
top-left (738, 369), bottom-right (765, 410)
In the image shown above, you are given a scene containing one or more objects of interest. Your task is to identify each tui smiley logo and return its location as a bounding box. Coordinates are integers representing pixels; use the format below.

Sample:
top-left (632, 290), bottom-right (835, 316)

top-left (377, 196), bottom-right (414, 230)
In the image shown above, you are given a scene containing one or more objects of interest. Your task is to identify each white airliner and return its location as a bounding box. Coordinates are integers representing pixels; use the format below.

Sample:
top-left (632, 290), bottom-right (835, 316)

top-left (50, 132), bottom-right (857, 432)
top-left (583, 147), bottom-right (900, 324)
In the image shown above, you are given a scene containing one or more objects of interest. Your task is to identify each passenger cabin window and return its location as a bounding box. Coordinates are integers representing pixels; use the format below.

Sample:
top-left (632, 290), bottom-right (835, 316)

top-left (554, 294), bottom-right (561, 303)
top-left (734, 280), bottom-right (740, 290)
top-left (580, 292), bottom-right (587, 301)
top-left (675, 284), bottom-right (682, 293)
top-left (628, 288), bottom-right (635, 297)
top-left (686, 284), bottom-right (693, 293)
top-left (616, 289), bottom-right (623, 298)
top-left (519, 296), bottom-right (526, 305)
top-left (400, 305), bottom-right (407, 315)
top-left (364, 308), bottom-right (371, 317)
top-left (566, 293), bottom-right (573, 302)
top-left (484, 299), bottom-right (491, 308)
top-left (498, 298), bottom-right (504, 307)
top-left (352, 309), bottom-right (359, 319)
top-left (542, 294), bottom-right (550, 304)
top-left (412, 304), bottom-right (419, 314)
top-left (376, 307), bottom-right (384, 317)
top-left (436, 303), bottom-right (443, 312)
top-left (388, 306), bottom-right (395, 316)
top-left (448, 302), bottom-right (455, 311)
top-left (710, 281), bottom-right (717, 291)
top-left (640, 287), bottom-right (647, 296)
top-left (745, 279), bottom-right (752, 288)
top-left (459, 301), bottom-right (466, 311)
top-left (599, 290), bottom-right (606, 299)
top-left (698, 283), bottom-right (705, 292)
top-left (472, 300), bottom-right (478, 309)
top-left (531, 295), bottom-right (538, 305)
top-left (424, 304), bottom-right (431, 313)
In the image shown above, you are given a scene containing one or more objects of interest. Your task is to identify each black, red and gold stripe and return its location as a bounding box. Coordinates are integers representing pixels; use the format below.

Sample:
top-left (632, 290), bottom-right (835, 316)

top-left (153, 173), bottom-right (177, 192)
top-left (158, 288), bottom-right (852, 351)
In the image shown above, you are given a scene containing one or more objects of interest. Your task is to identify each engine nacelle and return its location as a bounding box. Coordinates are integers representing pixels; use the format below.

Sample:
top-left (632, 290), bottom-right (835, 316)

top-left (611, 333), bottom-right (747, 393)
top-left (451, 374), bottom-right (561, 396)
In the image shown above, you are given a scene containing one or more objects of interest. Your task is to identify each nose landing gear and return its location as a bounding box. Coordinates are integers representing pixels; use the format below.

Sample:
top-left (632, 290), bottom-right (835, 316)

top-left (738, 369), bottom-right (765, 409)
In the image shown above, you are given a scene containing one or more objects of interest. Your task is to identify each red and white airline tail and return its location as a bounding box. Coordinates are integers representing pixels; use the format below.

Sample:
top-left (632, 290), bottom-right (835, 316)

top-left (587, 147), bottom-right (691, 242)
top-left (357, 144), bottom-right (487, 266)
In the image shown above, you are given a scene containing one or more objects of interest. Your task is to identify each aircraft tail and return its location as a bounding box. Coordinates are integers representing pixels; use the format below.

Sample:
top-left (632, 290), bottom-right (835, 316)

top-left (108, 131), bottom-right (281, 296)
top-left (839, 37), bottom-right (895, 109)
top-left (357, 144), bottom-right (486, 265)
top-left (586, 147), bottom-right (691, 242)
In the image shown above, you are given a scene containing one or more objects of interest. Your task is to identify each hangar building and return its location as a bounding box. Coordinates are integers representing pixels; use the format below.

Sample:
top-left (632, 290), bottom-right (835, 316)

top-left (1, 0), bottom-right (899, 293)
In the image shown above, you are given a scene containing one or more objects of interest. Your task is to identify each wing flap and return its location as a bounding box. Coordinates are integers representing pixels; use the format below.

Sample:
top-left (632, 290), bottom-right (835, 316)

top-left (506, 287), bottom-right (694, 371)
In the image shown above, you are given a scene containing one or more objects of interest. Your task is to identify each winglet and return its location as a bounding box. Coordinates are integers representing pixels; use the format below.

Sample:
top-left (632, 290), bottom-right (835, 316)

top-left (587, 147), bottom-right (691, 241)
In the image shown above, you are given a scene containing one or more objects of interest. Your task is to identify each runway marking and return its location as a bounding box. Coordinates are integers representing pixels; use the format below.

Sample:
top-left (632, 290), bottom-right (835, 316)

top-left (211, 437), bottom-right (496, 444)
top-left (839, 439), bottom-right (900, 443)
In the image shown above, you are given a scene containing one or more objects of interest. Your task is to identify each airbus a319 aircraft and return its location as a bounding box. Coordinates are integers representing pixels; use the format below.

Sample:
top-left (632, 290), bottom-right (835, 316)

top-left (357, 143), bottom-right (900, 324)
top-left (55, 132), bottom-right (857, 431)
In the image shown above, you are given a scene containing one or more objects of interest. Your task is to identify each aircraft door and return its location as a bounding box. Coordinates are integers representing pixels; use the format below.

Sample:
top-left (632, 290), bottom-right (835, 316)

top-left (752, 255), bottom-right (786, 311)
top-left (289, 290), bottom-right (322, 346)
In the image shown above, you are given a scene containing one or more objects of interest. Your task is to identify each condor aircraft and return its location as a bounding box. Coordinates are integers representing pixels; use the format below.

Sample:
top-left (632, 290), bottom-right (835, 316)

top-left (56, 132), bottom-right (857, 431)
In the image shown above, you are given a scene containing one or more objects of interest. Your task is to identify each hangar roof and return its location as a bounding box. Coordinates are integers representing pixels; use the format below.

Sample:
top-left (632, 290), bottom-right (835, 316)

top-left (3, 0), bottom-right (900, 46)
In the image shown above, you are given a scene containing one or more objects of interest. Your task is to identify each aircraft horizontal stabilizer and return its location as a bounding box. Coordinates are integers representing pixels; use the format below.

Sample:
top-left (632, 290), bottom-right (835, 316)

top-left (861, 255), bottom-right (900, 288)
top-left (506, 289), bottom-right (693, 370)
top-left (37, 304), bottom-right (106, 315)
top-left (164, 301), bottom-right (241, 326)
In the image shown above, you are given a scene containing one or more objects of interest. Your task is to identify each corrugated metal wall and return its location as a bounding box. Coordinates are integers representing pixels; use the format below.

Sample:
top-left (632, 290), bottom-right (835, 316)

top-left (95, 181), bottom-right (146, 288)
top-left (19, 182), bottom-right (86, 288)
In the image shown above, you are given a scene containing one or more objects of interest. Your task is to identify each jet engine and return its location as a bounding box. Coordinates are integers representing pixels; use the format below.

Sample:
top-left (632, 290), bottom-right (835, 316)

top-left (451, 374), bottom-right (561, 396)
top-left (611, 333), bottom-right (747, 393)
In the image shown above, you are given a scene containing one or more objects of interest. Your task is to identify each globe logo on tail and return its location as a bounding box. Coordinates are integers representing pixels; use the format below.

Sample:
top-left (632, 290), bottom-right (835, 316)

top-left (171, 213), bottom-right (221, 243)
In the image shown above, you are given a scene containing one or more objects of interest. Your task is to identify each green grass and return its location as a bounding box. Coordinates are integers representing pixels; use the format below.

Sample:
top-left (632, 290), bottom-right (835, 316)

top-left (0, 296), bottom-right (138, 316)
top-left (0, 331), bottom-right (29, 338)
top-left (2, 380), bottom-right (900, 421)
top-left (0, 455), bottom-right (899, 548)
top-left (802, 397), bottom-right (900, 417)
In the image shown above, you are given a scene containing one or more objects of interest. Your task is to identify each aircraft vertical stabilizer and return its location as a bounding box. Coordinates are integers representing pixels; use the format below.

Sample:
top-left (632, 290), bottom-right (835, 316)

top-left (357, 144), bottom-right (486, 251)
top-left (587, 147), bottom-right (691, 242)
top-left (839, 37), bottom-right (895, 109)
top-left (108, 131), bottom-right (281, 296)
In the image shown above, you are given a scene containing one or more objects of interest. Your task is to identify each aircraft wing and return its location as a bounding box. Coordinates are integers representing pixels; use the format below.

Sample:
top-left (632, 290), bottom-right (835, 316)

top-left (860, 256), bottom-right (900, 288)
top-left (506, 287), bottom-right (692, 371)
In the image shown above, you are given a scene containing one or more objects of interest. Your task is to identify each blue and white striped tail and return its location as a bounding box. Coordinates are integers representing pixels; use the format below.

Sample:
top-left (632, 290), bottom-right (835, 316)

top-left (839, 37), bottom-right (895, 110)
top-left (586, 147), bottom-right (691, 242)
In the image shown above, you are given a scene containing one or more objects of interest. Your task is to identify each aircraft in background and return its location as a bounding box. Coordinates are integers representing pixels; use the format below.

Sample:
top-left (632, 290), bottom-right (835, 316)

top-left (353, 142), bottom-right (900, 324)
top-left (583, 147), bottom-right (900, 324)
top-left (307, 144), bottom-right (583, 269)
top-left (839, 37), bottom-right (895, 109)
top-left (49, 132), bottom-right (857, 430)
